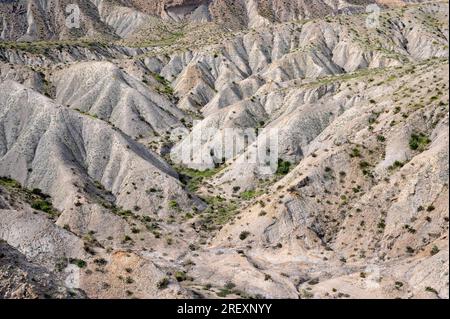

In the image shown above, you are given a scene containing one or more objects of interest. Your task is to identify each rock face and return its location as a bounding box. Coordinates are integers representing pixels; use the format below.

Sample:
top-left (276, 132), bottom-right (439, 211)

top-left (0, 183), bottom-right (193, 298)
top-left (53, 61), bottom-right (185, 138)
top-left (0, 1), bottom-right (448, 299)
top-left (203, 59), bottom-right (449, 299)
top-left (0, 0), bottom-right (428, 41)
top-left (122, 0), bottom-right (417, 27)
top-left (0, 79), bottom-right (205, 233)
top-left (0, 0), bottom-right (116, 41)
top-left (0, 240), bottom-right (84, 299)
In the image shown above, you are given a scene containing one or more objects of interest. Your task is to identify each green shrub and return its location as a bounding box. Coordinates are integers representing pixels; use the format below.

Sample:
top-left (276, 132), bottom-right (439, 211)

top-left (409, 133), bottom-right (431, 151)
top-left (157, 277), bottom-right (170, 289)
top-left (0, 177), bottom-right (21, 188)
top-left (31, 188), bottom-right (46, 197)
top-left (169, 200), bottom-right (179, 209)
top-left (69, 258), bottom-right (87, 268)
top-left (175, 271), bottom-right (187, 282)
top-left (217, 282), bottom-right (237, 298)
top-left (431, 245), bottom-right (440, 256)
top-left (276, 159), bottom-right (292, 175)
top-left (239, 231), bottom-right (250, 240)
top-left (177, 167), bottom-right (223, 192)
top-left (224, 281), bottom-right (236, 290)
top-left (388, 160), bottom-right (405, 171)
top-left (359, 161), bottom-right (370, 169)
top-left (112, 208), bottom-right (134, 218)
top-left (216, 289), bottom-right (230, 298)
top-left (93, 258), bottom-right (107, 266)
top-left (123, 235), bottom-right (133, 243)
top-left (395, 281), bottom-right (404, 289)
top-left (198, 196), bottom-right (238, 229)
top-left (350, 148), bottom-right (361, 158)
top-left (425, 287), bottom-right (438, 294)
top-left (31, 199), bottom-right (53, 213)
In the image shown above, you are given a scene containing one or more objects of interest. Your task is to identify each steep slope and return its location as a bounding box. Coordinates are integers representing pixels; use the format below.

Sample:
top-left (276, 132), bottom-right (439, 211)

top-left (0, 80), bottom-right (204, 244)
top-left (189, 58), bottom-right (449, 299)
top-left (53, 61), bottom-right (185, 139)
top-left (0, 240), bottom-right (84, 299)
top-left (0, 181), bottom-right (193, 298)
top-left (91, 0), bottom-right (153, 38)
top-left (0, 0), bottom-right (117, 41)
top-left (169, 3), bottom-right (448, 173)
top-left (128, 0), bottom-right (413, 28)
top-left (0, 62), bottom-right (45, 92)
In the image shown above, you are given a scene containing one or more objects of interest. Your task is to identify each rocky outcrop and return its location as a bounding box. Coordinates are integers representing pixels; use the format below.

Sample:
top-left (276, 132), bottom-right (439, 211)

top-left (91, 0), bottom-right (152, 38)
top-left (0, 240), bottom-right (84, 299)
top-left (0, 80), bottom-right (203, 231)
top-left (0, 0), bottom-right (117, 41)
top-left (0, 0), bottom-right (430, 41)
top-left (53, 61), bottom-right (185, 138)
top-left (204, 58), bottom-right (449, 299)
top-left (167, 3), bottom-right (448, 173)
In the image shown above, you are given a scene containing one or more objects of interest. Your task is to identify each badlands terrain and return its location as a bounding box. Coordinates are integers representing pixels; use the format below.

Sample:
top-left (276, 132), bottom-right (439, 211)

top-left (0, 0), bottom-right (448, 299)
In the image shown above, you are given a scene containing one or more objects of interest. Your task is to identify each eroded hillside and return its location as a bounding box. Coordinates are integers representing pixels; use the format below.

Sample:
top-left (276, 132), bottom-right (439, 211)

top-left (0, 1), bottom-right (448, 299)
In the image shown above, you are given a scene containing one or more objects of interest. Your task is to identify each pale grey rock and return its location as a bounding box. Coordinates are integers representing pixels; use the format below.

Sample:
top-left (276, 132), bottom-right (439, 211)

top-left (53, 61), bottom-right (185, 138)
top-left (0, 80), bottom-right (201, 224)
top-left (0, 241), bottom-right (84, 299)
top-left (91, 0), bottom-right (152, 38)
